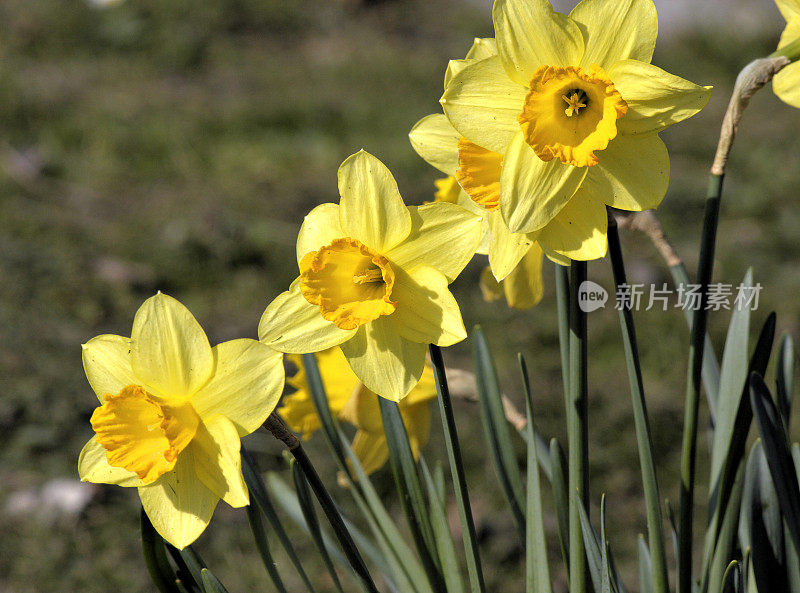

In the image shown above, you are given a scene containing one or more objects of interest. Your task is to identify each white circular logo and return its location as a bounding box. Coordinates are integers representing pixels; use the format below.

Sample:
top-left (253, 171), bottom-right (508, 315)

top-left (578, 280), bottom-right (608, 312)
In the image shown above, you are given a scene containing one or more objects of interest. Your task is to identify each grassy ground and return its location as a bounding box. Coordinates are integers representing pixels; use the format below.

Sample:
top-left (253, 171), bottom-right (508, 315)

top-left (2, 0), bottom-right (800, 591)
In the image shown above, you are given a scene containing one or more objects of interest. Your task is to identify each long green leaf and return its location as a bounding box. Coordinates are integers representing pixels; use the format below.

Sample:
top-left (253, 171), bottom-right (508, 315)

top-left (549, 438), bottom-right (570, 574)
top-left (709, 270), bottom-right (753, 489)
top-left (200, 569), bottom-right (229, 593)
top-left (520, 355), bottom-right (552, 593)
top-left (430, 344), bottom-right (486, 593)
top-left (291, 461), bottom-right (347, 593)
top-left (420, 458), bottom-right (466, 593)
top-left (289, 444), bottom-right (381, 593)
top-left (638, 536), bottom-right (654, 593)
top-left (472, 326), bottom-right (526, 537)
top-left (299, 352), bottom-right (426, 593)
top-left (678, 172), bottom-right (724, 593)
top-left (705, 464), bottom-right (745, 593)
top-left (246, 501), bottom-right (290, 593)
top-left (266, 472), bottom-right (396, 593)
top-left (702, 311), bottom-right (775, 585)
top-left (721, 561), bottom-right (743, 593)
top-left (607, 221), bottom-right (668, 593)
top-left (338, 432), bottom-right (432, 593)
top-left (140, 507), bottom-right (182, 593)
top-left (777, 334), bottom-right (795, 429)
top-left (378, 398), bottom-right (445, 592)
top-left (750, 373), bottom-right (800, 556)
top-left (302, 353), bottom-right (348, 471)
top-left (669, 262), bottom-right (721, 415)
top-left (568, 261), bottom-right (590, 593)
top-left (241, 447), bottom-right (319, 593)
top-left (740, 441), bottom-right (786, 593)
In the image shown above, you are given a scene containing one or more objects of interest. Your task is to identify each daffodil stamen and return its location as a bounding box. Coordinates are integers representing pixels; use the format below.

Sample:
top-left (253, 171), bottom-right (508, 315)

top-left (518, 64), bottom-right (628, 168)
top-left (562, 90), bottom-right (588, 117)
top-left (299, 237), bottom-right (397, 330)
top-left (353, 268), bottom-right (384, 285)
top-left (91, 384), bottom-right (199, 484)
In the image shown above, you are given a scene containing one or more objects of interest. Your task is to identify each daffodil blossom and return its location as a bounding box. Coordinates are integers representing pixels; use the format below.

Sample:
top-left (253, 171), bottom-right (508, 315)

top-left (259, 150), bottom-right (482, 402)
top-left (773, 0), bottom-right (800, 107)
top-left (440, 0), bottom-right (711, 255)
top-left (410, 109), bottom-right (546, 308)
top-left (78, 293), bottom-right (285, 549)
top-left (280, 348), bottom-right (436, 475)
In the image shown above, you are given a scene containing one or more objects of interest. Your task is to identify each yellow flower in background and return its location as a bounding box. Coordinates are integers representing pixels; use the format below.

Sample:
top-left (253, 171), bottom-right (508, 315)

top-left (410, 41), bottom-right (546, 310)
top-left (280, 348), bottom-right (437, 475)
top-left (774, 0), bottom-right (800, 107)
top-left (440, 0), bottom-right (711, 255)
top-left (78, 293), bottom-right (285, 549)
top-left (259, 150), bottom-right (481, 402)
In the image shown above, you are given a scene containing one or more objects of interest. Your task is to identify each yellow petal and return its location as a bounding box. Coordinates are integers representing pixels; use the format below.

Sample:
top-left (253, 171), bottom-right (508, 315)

top-left (338, 150), bottom-right (412, 253)
top-left (191, 415), bottom-right (249, 508)
top-left (609, 60), bottom-right (712, 135)
top-left (339, 385), bottom-right (384, 433)
top-left (500, 131), bottom-right (587, 233)
top-left (191, 339), bottom-right (284, 436)
top-left (570, 0), bottom-right (657, 70)
top-left (82, 334), bottom-right (138, 403)
top-left (440, 56), bottom-right (528, 154)
top-left (138, 451), bottom-right (218, 549)
top-left (339, 317), bottom-right (427, 402)
top-left (776, 0), bottom-right (800, 21)
top-left (259, 280), bottom-right (357, 354)
top-left (351, 430), bottom-right (390, 476)
top-left (543, 246), bottom-right (571, 266)
top-left (493, 0), bottom-right (584, 85)
top-left (78, 436), bottom-right (144, 487)
top-left (466, 37), bottom-right (498, 60)
top-left (487, 209), bottom-right (536, 281)
top-left (581, 133), bottom-right (668, 211)
top-left (503, 244), bottom-right (545, 309)
top-left (131, 293), bottom-right (214, 401)
top-left (296, 203), bottom-right (345, 266)
top-left (385, 202), bottom-right (481, 282)
top-left (408, 114), bottom-right (461, 176)
top-left (537, 190), bottom-right (608, 260)
top-left (390, 267), bottom-right (467, 348)
top-left (403, 364), bottom-right (438, 406)
top-left (774, 18), bottom-right (800, 109)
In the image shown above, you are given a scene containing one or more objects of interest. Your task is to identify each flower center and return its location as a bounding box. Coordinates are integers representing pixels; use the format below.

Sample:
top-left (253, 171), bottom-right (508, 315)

top-left (518, 65), bottom-right (627, 168)
top-left (91, 385), bottom-right (199, 484)
top-left (562, 90), bottom-right (588, 117)
top-left (299, 237), bottom-right (396, 330)
top-left (455, 137), bottom-right (503, 211)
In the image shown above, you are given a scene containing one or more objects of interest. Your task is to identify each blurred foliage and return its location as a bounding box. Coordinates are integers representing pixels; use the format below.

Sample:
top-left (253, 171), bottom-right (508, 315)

top-left (2, 0), bottom-right (800, 591)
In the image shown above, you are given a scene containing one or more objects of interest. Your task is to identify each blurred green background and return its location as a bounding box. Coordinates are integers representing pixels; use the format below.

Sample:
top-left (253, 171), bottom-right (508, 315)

top-left (2, 0), bottom-right (800, 591)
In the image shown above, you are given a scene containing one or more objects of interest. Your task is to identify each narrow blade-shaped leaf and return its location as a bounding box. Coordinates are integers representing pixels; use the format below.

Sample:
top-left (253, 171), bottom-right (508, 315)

top-left (472, 327), bottom-right (525, 536)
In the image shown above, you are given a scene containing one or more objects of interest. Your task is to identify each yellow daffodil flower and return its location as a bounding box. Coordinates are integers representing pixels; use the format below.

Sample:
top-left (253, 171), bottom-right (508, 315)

top-left (410, 44), bottom-right (546, 310)
top-left (259, 150), bottom-right (481, 402)
top-left (774, 0), bottom-right (800, 107)
top-left (439, 0), bottom-right (711, 257)
top-left (77, 293), bottom-right (285, 549)
top-left (280, 348), bottom-right (436, 475)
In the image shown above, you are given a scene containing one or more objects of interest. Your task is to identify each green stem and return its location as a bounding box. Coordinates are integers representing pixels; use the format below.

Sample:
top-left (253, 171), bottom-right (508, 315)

top-left (677, 173), bottom-right (724, 593)
top-left (771, 34), bottom-right (800, 61)
top-left (568, 260), bottom-right (589, 593)
top-left (607, 219), bottom-right (670, 593)
top-left (429, 344), bottom-right (486, 593)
